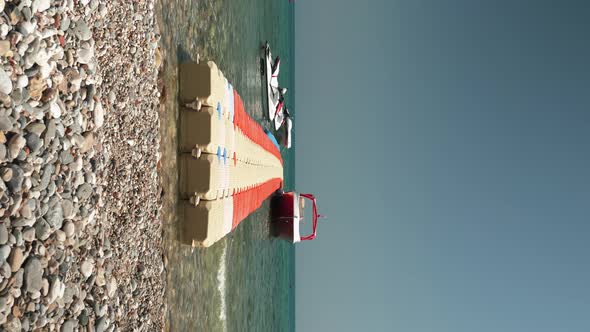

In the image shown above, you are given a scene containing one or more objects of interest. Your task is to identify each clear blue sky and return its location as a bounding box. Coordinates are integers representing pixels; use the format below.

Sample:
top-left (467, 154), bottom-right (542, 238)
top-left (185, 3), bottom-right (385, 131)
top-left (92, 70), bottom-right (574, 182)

top-left (294, 1), bottom-right (590, 331)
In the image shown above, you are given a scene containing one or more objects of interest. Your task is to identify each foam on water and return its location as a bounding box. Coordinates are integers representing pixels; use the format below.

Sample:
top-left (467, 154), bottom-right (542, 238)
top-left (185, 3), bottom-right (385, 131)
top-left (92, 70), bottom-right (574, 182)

top-left (217, 243), bottom-right (228, 332)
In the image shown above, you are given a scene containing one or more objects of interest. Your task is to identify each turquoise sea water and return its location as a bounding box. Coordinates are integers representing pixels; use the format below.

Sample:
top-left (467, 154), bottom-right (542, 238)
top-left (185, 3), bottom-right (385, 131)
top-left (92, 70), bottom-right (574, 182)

top-left (156, 0), bottom-right (295, 331)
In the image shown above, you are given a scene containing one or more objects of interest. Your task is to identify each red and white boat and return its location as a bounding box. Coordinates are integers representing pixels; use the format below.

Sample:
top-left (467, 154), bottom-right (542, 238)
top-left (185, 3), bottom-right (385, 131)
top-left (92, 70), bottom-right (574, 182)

top-left (272, 192), bottom-right (321, 243)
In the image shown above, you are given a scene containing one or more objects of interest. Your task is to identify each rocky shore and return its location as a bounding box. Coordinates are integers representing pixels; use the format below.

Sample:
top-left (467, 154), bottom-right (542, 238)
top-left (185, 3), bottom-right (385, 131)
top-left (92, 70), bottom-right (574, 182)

top-left (0, 0), bottom-right (165, 331)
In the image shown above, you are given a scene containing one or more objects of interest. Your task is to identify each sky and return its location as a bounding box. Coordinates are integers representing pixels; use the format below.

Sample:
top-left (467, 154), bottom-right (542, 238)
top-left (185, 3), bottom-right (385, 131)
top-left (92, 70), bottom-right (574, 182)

top-left (294, 1), bottom-right (590, 331)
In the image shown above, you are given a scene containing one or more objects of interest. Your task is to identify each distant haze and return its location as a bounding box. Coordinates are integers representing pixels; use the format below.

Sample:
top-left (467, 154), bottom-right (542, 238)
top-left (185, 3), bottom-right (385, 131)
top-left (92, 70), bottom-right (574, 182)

top-left (295, 1), bottom-right (590, 331)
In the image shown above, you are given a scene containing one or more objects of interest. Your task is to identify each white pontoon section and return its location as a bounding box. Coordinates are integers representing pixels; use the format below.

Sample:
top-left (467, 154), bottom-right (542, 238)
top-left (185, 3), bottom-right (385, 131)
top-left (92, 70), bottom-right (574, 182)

top-left (180, 61), bottom-right (232, 113)
top-left (179, 153), bottom-right (283, 201)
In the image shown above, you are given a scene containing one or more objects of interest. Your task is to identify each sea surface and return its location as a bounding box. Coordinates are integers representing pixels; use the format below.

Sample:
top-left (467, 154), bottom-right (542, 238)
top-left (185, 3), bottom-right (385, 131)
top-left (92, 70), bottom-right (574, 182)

top-left (155, 0), bottom-right (295, 331)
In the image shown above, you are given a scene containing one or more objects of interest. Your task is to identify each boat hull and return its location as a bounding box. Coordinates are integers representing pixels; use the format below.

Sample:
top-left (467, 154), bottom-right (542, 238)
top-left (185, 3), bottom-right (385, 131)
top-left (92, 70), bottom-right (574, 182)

top-left (271, 192), bottom-right (300, 243)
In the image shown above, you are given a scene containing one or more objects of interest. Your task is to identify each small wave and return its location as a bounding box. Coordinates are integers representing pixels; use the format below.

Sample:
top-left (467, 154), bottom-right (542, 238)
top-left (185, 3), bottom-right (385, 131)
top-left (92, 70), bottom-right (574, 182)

top-left (217, 244), bottom-right (228, 331)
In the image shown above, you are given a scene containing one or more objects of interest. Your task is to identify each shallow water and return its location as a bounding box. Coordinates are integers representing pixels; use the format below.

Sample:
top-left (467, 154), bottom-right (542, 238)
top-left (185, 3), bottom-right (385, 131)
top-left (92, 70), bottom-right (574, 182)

top-left (155, 0), bottom-right (295, 331)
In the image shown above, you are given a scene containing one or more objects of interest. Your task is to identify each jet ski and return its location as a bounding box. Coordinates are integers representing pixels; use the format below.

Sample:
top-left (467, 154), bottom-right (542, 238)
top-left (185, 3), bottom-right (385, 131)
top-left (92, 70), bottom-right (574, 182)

top-left (273, 88), bottom-right (288, 130)
top-left (285, 116), bottom-right (292, 149)
top-left (273, 101), bottom-right (284, 129)
top-left (263, 42), bottom-right (281, 120)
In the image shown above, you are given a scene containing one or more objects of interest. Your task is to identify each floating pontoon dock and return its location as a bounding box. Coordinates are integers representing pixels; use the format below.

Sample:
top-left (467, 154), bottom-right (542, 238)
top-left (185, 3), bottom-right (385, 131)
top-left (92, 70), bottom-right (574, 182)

top-left (179, 61), bottom-right (284, 247)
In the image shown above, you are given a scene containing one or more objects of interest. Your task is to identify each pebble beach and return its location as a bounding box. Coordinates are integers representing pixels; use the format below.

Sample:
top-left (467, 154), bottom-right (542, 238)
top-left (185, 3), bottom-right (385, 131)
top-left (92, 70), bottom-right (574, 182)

top-left (0, 0), bottom-right (165, 330)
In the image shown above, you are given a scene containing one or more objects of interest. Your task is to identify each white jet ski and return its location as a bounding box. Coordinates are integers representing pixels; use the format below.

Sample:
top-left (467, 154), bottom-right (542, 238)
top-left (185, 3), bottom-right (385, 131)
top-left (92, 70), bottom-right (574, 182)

top-left (273, 88), bottom-right (288, 130)
top-left (285, 116), bottom-right (292, 149)
top-left (274, 102), bottom-right (284, 130)
top-left (264, 42), bottom-right (281, 120)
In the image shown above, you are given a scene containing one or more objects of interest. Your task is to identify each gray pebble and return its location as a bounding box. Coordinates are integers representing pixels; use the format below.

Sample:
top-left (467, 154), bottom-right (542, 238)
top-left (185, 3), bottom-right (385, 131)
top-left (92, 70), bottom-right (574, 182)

top-left (0, 244), bottom-right (9, 260)
top-left (22, 7), bottom-right (32, 21)
top-left (62, 283), bottom-right (79, 304)
top-left (45, 202), bottom-right (63, 229)
top-left (61, 199), bottom-right (74, 219)
top-left (18, 21), bottom-right (35, 36)
top-left (55, 230), bottom-right (66, 242)
top-left (16, 149), bottom-right (27, 161)
top-left (13, 228), bottom-right (23, 246)
top-left (90, 0), bottom-right (99, 10)
top-left (77, 48), bottom-right (94, 64)
top-left (59, 150), bottom-right (74, 164)
top-left (73, 20), bottom-right (92, 41)
top-left (79, 310), bottom-right (89, 326)
top-left (46, 181), bottom-right (56, 197)
top-left (25, 66), bottom-right (40, 78)
top-left (71, 133), bottom-right (85, 147)
top-left (16, 75), bottom-right (29, 89)
top-left (44, 119), bottom-right (56, 147)
top-left (25, 122), bottom-right (46, 136)
top-left (0, 92), bottom-right (11, 107)
top-left (0, 144), bottom-right (6, 162)
top-left (26, 133), bottom-right (43, 154)
top-left (1, 167), bottom-right (12, 182)
top-left (34, 218), bottom-right (51, 240)
top-left (62, 221), bottom-right (74, 239)
top-left (6, 165), bottom-right (24, 193)
top-left (0, 223), bottom-right (7, 245)
top-left (0, 115), bottom-right (12, 131)
top-left (61, 319), bottom-right (77, 332)
top-left (10, 89), bottom-right (24, 105)
top-left (96, 316), bottom-right (108, 332)
top-left (21, 317), bottom-right (30, 331)
top-left (34, 0), bottom-right (51, 13)
top-left (76, 183), bottom-right (93, 201)
top-left (0, 294), bottom-right (12, 313)
top-left (24, 257), bottom-right (43, 293)
top-left (8, 134), bottom-right (26, 160)
top-left (0, 68), bottom-right (12, 95)
top-left (0, 262), bottom-right (10, 278)
top-left (94, 302), bottom-right (107, 317)
top-left (11, 217), bottom-right (35, 228)
top-left (36, 164), bottom-right (54, 192)
top-left (22, 227), bottom-right (35, 242)
top-left (20, 201), bottom-right (33, 218)
top-left (80, 259), bottom-right (94, 279)
top-left (14, 268), bottom-right (24, 288)
top-left (60, 16), bottom-right (71, 32)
